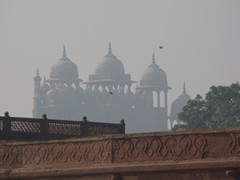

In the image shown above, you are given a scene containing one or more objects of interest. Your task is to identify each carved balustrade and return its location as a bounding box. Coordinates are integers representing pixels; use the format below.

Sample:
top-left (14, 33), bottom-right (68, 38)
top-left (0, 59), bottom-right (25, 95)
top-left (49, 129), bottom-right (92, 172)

top-left (0, 115), bottom-right (125, 140)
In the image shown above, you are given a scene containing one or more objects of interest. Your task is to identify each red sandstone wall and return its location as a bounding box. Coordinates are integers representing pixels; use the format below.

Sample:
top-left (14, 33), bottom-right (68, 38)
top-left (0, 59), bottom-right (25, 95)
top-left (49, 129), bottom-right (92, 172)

top-left (0, 128), bottom-right (240, 179)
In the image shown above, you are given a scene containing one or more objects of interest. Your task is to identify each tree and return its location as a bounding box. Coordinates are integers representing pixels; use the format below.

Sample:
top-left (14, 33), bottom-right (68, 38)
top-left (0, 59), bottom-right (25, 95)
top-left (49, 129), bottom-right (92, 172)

top-left (173, 83), bottom-right (240, 131)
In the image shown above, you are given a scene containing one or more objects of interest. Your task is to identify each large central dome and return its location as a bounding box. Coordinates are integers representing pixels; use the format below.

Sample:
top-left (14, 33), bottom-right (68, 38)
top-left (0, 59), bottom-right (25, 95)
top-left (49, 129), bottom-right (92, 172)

top-left (49, 46), bottom-right (79, 82)
top-left (95, 43), bottom-right (125, 77)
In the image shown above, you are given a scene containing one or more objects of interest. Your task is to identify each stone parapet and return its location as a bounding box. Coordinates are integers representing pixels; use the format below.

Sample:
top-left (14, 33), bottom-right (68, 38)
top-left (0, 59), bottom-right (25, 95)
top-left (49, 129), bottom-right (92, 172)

top-left (1, 128), bottom-right (240, 179)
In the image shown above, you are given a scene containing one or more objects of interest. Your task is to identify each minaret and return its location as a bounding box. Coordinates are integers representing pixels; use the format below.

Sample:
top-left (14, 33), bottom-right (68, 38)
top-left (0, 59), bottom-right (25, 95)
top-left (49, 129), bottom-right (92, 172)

top-left (33, 68), bottom-right (42, 118)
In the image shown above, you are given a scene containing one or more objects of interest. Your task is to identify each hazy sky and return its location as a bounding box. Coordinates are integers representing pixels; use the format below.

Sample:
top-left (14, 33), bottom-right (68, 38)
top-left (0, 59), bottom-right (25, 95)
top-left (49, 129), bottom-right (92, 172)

top-left (0, 0), bottom-right (239, 118)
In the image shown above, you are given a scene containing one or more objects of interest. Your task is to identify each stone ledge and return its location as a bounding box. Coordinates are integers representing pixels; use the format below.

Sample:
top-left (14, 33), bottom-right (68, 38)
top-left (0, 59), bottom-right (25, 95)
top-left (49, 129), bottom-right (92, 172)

top-left (8, 158), bottom-right (240, 179)
top-left (1, 128), bottom-right (240, 179)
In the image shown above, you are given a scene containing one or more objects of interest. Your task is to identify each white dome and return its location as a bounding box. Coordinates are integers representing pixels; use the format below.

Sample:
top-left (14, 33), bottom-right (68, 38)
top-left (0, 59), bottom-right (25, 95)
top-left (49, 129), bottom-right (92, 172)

top-left (95, 43), bottom-right (125, 77)
top-left (140, 54), bottom-right (167, 87)
top-left (49, 47), bottom-right (79, 82)
top-left (170, 84), bottom-right (190, 120)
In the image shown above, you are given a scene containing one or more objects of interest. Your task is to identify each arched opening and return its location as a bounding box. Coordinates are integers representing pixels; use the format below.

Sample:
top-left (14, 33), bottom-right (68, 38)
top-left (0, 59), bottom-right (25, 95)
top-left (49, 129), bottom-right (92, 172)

top-left (98, 86), bottom-right (103, 92)
top-left (160, 91), bottom-right (165, 107)
top-left (153, 91), bottom-right (158, 107)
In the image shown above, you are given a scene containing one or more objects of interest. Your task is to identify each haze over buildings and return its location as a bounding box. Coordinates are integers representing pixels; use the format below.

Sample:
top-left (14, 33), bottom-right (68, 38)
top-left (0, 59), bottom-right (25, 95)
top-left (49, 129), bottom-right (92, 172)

top-left (33, 44), bottom-right (174, 132)
top-left (0, 1), bottom-right (240, 126)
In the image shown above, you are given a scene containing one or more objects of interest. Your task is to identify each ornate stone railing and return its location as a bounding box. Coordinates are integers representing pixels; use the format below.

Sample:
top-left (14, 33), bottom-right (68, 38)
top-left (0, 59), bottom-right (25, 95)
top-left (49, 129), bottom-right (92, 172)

top-left (0, 113), bottom-right (125, 140)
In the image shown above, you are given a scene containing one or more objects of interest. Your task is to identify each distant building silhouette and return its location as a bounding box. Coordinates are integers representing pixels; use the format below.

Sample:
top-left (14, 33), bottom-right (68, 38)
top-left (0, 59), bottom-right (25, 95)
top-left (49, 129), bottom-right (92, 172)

top-left (169, 82), bottom-right (190, 128)
top-left (33, 43), bottom-right (176, 133)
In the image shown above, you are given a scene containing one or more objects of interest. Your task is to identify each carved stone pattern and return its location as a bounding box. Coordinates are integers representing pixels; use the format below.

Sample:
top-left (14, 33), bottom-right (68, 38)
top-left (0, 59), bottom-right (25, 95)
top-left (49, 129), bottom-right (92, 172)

top-left (49, 123), bottom-right (81, 135)
top-left (2, 131), bottom-right (240, 171)
top-left (0, 145), bottom-right (22, 168)
top-left (22, 140), bottom-right (112, 168)
top-left (11, 121), bottom-right (40, 133)
top-left (229, 133), bottom-right (240, 156)
top-left (88, 125), bottom-right (121, 135)
top-left (113, 135), bottom-right (207, 163)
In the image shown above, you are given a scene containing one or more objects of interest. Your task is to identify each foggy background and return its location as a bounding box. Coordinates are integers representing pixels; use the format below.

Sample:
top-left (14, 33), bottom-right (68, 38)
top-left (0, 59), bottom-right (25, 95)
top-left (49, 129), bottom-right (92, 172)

top-left (0, 0), bottom-right (239, 118)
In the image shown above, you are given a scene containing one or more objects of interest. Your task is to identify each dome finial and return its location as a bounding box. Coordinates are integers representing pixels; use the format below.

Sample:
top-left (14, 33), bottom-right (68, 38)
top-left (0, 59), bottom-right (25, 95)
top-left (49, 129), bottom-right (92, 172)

top-left (152, 53), bottom-right (156, 64)
top-left (63, 45), bottom-right (66, 58)
top-left (36, 68), bottom-right (40, 75)
top-left (108, 41), bottom-right (112, 54)
top-left (34, 68), bottom-right (41, 82)
top-left (183, 81), bottom-right (186, 93)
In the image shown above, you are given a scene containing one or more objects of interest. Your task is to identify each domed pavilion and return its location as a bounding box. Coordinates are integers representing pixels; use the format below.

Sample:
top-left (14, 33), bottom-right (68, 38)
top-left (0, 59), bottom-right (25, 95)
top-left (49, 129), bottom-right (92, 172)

top-left (85, 42), bottom-right (136, 95)
top-left (138, 53), bottom-right (171, 109)
top-left (33, 43), bottom-right (173, 132)
top-left (48, 46), bottom-right (82, 87)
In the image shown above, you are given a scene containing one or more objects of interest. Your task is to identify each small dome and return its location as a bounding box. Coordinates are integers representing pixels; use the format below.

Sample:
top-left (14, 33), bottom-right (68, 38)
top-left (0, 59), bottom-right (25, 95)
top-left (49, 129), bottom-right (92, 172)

top-left (140, 54), bottom-right (167, 87)
top-left (95, 43), bottom-right (125, 76)
top-left (170, 83), bottom-right (190, 120)
top-left (46, 84), bottom-right (76, 107)
top-left (49, 46), bottom-right (79, 82)
top-left (41, 77), bottom-right (50, 93)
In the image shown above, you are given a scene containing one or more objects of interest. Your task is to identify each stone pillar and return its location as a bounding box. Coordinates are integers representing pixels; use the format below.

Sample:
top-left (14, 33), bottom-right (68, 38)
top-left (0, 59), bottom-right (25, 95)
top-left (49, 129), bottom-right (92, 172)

top-left (113, 84), bottom-right (118, 94)
top-left (33, 69), bottom-right (42, 118)
top-left (164, 91), bottom-right (168, 108)
top-left (157, 91), bottom-right (160, 108)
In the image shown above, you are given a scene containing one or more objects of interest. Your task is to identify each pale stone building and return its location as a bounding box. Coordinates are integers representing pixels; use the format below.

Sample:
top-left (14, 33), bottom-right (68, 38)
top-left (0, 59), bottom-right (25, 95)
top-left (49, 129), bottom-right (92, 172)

top-left (33, 43), bottom-right (185, 133)
top-left (169, 82), bottom-right (191, 128)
